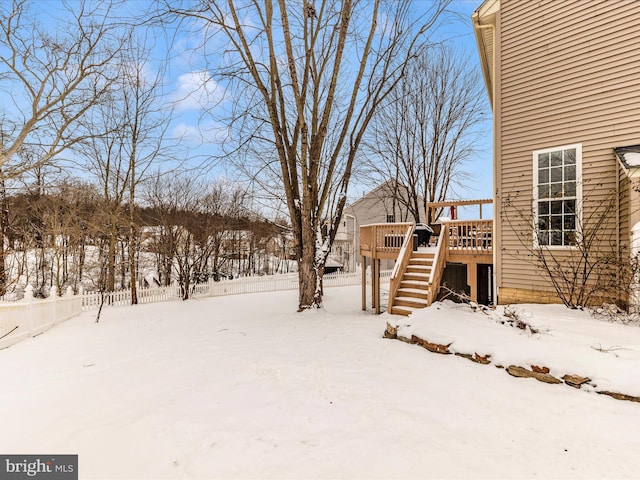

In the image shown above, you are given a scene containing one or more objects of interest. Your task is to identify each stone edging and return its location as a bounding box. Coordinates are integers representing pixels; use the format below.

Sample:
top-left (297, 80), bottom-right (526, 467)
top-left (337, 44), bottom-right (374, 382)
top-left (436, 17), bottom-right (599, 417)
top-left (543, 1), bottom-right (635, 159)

top-left (384, 323), bottom-right (640, 404)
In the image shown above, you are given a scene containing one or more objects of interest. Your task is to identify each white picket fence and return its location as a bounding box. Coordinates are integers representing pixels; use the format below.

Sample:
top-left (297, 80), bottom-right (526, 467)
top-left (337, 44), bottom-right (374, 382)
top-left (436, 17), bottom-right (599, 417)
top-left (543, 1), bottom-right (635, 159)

top-left (0, 269), bottom-right (391, 350)
top-left (82, 284), bottom-right (183, 309)
top-left (82, 269), bottom-right (391, 308)
top-left (0, 285), bottom-right (83, 350)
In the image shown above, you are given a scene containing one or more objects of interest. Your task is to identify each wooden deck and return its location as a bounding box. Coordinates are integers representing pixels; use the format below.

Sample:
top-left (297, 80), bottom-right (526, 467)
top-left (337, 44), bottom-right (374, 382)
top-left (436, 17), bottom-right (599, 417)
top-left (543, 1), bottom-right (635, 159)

top-left (360, 215), bottom-right (493, 315)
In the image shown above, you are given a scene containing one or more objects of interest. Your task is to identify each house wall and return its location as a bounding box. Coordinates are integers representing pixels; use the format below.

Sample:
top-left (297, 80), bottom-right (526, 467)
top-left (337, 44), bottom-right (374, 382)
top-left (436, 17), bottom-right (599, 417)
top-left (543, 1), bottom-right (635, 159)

top-left (496, 0), bottom-right (640, 304)
top-left (334, 183), bottom-right (426, 269)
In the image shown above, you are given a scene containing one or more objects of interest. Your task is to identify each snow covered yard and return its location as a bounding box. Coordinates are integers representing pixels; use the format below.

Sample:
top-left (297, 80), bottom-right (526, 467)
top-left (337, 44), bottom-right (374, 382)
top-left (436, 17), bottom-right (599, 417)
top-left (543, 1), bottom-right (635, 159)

top-left (390, 300), bottom-right (640, 399)
top-left (1, 286), bottom-right (640, 479)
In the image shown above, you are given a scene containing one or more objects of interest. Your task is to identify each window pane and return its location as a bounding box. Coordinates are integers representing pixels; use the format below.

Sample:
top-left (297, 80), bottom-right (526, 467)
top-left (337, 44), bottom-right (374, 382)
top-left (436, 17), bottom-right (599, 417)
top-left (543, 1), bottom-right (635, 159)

top-left (538, 153), bottom-right (549, 168)
top-left (539, 168), bottom-right (549, 184)
top-left (564, 164), bottom-right (576, 181)
top-left (550, 183), bottom-right (562, 197)
top-left (564, 215), bottom-right (575, 230)
top-left (564, 232), bottom-right (576, 245)
top-left (551, 231), bottom-right (563, 245)
top-left (551, 151), bottom-right (563, 166)
top-left (538, 215), bottom-right (549, 230)
top-left (565, 181), bottom-right (576, 197)
top-left (564, 200), bottom-right (575, 214)
top-left (539, 231), bottom-right (549, 245)
top-left (538, 201), bottom-right (549, 215)
top-left (550, 167), bottom-right (563, 182)
top-left (551, 201), bottom-right (562, 214)
top-left (551, 215), bottom-right (562, 230)
top-left (539, 185), bottom-right (550, 198)
top-left (564, 149), bottom-right (576, 165)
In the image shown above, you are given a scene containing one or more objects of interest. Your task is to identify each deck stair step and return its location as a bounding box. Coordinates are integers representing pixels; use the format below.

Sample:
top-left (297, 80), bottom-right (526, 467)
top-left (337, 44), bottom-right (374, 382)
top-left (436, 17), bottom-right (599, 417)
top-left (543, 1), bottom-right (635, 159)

top-left (406, 265), bottom-right (431, 274)
top-left (390, 305), bottom-right (421, 316)
top-left (397, 288), bottom-right (429, 299)
top-left (410, 255), bottom-right (433, 262)
top-left (394, 296), bottom-right (430, 309)
top-left (409, 255), bottom-right (433, 262)
top-left (403, 272), bottom-right (430, 281)
top-left (389, 249), bottom-right (440, 316)
top-left (400, 280), bottom-right (429, 289)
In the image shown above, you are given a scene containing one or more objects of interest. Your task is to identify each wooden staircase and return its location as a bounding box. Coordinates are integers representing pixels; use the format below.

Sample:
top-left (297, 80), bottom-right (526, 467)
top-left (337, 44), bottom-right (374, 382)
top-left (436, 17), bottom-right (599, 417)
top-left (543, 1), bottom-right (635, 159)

top-left (389, 252), bottom-right (435, 316)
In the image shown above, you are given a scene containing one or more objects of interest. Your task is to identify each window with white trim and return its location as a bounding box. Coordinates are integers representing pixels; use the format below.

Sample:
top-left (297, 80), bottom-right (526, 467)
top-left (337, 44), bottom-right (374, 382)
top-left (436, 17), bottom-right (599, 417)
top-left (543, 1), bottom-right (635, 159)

top-left (533, 144), bottom-right (581, 247)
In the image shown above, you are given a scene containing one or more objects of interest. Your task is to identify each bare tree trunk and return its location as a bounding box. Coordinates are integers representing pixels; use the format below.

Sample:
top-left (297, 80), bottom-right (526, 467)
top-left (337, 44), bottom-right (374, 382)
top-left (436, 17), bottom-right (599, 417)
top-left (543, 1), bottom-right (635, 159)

top-left (129, 213), bottom-right (138, 304)
top-left (168, 0), bottom-right (450, 311)
top-left (298, 220), bottom-right (318, 309)
top-left (107, 224), bottom-right (117, 292)
top-left (0, 173), bottom-right (7, 296)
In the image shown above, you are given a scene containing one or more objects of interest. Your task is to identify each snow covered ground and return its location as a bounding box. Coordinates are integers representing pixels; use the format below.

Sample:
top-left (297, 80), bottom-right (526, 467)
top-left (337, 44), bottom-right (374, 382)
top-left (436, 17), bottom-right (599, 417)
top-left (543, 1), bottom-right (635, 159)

top-left (1, 285), bottom-right (640, 479)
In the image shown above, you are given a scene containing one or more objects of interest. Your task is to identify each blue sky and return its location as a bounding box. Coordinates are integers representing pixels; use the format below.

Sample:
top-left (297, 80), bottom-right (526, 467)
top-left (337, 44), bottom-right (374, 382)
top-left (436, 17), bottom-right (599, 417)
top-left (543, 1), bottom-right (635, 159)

top-left (21, 0), bottom-right (493, 216)
top-left (436, 0), bottom-right (493, 203)
top-left (161, 0), bottom-right (494, 206)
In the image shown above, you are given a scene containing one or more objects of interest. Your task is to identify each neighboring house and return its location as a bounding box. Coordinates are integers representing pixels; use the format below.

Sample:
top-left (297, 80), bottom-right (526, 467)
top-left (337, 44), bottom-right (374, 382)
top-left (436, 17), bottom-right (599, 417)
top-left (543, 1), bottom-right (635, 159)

top-left (473, 0), bottom-right (640, 304)
top-left (333, 181), bottom-right (426, 271)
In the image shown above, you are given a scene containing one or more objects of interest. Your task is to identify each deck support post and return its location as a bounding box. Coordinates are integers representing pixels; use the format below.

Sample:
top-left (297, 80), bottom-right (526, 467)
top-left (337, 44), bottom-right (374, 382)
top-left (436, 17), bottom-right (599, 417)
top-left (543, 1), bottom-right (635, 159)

top-left (467, 262), bottom-right (478, 303)
top-left (371, 257), bottom-right (376, 311)
top-left (373, 258), bottom-right (380, 313)
top-left (361, 256), bottom-right (367, 311)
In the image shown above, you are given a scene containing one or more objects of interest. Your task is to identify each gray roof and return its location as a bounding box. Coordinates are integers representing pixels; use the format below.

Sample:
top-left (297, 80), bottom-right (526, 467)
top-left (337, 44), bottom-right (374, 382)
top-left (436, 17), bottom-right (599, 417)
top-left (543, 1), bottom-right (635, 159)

top-left (614, 145), bottom-right (640, 177)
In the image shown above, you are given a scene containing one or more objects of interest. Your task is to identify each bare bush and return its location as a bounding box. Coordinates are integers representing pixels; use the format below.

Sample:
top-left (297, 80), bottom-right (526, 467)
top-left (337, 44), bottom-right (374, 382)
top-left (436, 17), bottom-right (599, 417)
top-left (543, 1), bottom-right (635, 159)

top-left (590, 303), bottom-right (640, 327)
top-left (501, 305), bottom-right (540, 335)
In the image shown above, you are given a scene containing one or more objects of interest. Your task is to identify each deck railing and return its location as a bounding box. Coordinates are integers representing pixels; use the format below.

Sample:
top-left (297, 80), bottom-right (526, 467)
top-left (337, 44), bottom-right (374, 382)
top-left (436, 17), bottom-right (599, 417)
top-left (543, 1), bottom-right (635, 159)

top-left (361, 219), bottom-right (493, 259)
top-left (445, 219), bottom-right (493, 252)
top-left (388, 224), bottom-right (415, 311)
top-left (359, 222), bottom-right (414, 259)
top-left (427, 226), bottom-right (449, 305)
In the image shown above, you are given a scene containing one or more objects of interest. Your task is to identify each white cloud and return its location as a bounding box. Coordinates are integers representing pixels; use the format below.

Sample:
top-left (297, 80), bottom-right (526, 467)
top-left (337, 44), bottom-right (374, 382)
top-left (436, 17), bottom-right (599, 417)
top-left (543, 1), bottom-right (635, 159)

top-left (171, 119), bottom-right (229, 146)
top-left (171, 70), bottom-right (226, 112)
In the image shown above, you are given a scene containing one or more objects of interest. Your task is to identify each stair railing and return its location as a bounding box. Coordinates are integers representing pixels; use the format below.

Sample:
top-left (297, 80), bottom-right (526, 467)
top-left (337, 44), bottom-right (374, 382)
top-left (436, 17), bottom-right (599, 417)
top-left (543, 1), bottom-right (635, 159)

top-left (387, 224), bottom-right (415, 313)
top-left (427, 223), bottom-right (449, 305)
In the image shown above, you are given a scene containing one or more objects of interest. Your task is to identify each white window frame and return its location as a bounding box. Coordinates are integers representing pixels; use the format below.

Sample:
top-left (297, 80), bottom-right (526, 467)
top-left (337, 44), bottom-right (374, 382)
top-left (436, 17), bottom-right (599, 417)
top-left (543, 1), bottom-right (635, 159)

top-left (532, 143), bottom-right (583, 249)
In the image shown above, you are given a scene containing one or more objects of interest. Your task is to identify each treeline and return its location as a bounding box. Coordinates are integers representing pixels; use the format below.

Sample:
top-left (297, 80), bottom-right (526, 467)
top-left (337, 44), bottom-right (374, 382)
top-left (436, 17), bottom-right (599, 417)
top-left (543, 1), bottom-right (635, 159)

top-left (0, 176), bottom-right (293, 299)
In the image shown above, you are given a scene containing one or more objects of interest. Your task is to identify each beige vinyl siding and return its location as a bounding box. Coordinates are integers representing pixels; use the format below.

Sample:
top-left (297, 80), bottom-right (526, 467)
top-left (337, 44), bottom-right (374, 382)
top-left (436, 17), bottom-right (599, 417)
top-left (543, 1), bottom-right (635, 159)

top-left (619, 166), bottom-right (630, 271)
top-left (497, 0), bottom-right (640, 300)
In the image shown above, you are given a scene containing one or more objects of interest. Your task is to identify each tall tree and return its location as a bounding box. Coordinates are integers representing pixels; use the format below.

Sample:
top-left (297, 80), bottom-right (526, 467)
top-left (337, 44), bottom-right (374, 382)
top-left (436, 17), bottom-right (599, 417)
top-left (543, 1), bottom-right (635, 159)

top-left (168, 0), bottom-right (450, 310)
top-left (143, 174), bottom-right (224, 300)
top-left (363, 44), bottom-right (486, 225)
top-left (118, 38), bottom-right (172, 304)
top-left (81, 36), bottom-right (171, 300)
top-left (0, 0), bottom-right (122, 173)
top-left (0, 0), bottom-right (122, 293)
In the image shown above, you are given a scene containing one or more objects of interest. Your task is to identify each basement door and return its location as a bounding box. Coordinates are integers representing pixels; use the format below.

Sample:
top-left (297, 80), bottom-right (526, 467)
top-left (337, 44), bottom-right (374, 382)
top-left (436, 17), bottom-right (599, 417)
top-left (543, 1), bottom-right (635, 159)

top-left (477, 264), bottom-right (494, 306)
top-left (440, 263), bottom-right (469, 301)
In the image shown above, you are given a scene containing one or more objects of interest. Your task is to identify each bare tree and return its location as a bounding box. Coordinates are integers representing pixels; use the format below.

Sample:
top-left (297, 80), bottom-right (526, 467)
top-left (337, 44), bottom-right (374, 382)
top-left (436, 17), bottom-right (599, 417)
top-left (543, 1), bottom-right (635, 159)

top-left (198, 181), bottom-right (251, 279)
top-left (82, 98), bottom-right (130, 293)
top-left (168, 0), bottom-right (450, 310)
top-left (0, 0), bottom-right (123, 293)
top-left (118, 38), bottom-right (173, 304)
top-left (80, 35), bottom-right (171, 301)
top-left (363, 44), bottom-right (486, 225)
top-left (144, 174), bottom-right (216, 300)
top-left (2, 177), bottom-right (100, 296)
top-left (0, 0), bottom-right (122, 173)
